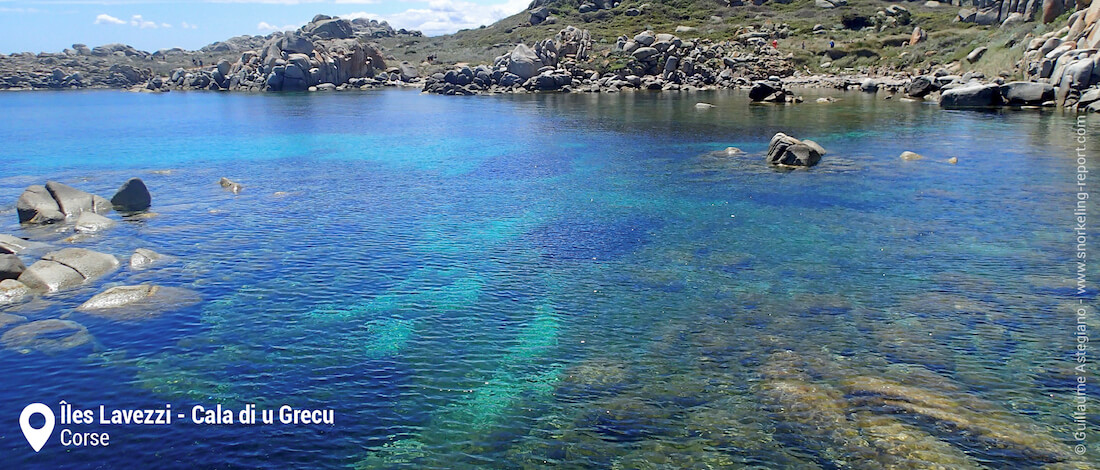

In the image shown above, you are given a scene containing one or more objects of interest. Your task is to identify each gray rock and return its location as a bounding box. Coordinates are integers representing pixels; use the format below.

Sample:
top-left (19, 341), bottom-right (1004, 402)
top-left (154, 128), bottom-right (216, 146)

top-left (0, 254), bottom-right (26, 280)
top-left (308, 18), bottom-right (355, 39)
top-left (77, 284), bottom-right (201, 320)
top-left (860, 79), bottom-right (879, 93)
top-left (766, 133), bottom-right (825, 167)
top-left (1000, 81), bottom-right (1056, 105)
top-left (634, 31), bottom-right (656, 46)
top-left (966, 47), bottom-right (988, 63)
top-left (399, 62), bottom-right (418, 81)
top-left (17, 261), bottom-right (83, 293)
top-left (130, 248), bottom-right (166, 270)
top-left (74, 212), bottom-right (116, 233)
top-left (19, 248), bottom-right (119, 292)
top-left (0, 279), bottom-right (30, 305)
top-left (1, 319), bottom-right (93, 353)
top-left (44, 181), bottom-right (111, 217)
top-left (939, 84), bottom-right (1003, 108)
top-left (219, 177), bottom-right (243, 194)
top-left (749, 81), bottom-right (782, 101)
top-left (110, 178), bottom-right (152, 212)
top-left (907, 76), bottom-right (936, 98)
top-left (16, 185), bottom-right (64, 224)
top-left (632, 47), bottom-right (660, 62)
top-left (0, 235), bottom-right (50, 255)
top-left (507, 44), bottom-right (543, 80)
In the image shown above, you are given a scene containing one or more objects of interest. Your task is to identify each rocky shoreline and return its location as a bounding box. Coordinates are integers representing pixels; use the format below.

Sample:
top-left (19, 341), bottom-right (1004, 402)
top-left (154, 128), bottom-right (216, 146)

top-left (2, 4), bottom-right (1099, 112)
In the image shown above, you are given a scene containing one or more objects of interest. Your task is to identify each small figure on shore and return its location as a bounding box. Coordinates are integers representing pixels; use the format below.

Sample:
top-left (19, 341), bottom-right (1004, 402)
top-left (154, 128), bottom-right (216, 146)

top-left (772, 40), bottom-right (778, 49)
top-left (829, 40), bottom-right (835, 48)
top-left (801, 41), bottom-right (805, 50)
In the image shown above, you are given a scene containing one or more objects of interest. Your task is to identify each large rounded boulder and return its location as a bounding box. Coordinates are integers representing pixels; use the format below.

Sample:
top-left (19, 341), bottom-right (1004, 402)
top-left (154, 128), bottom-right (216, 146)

top-left (110, 177), bottom-right (152, 212)
top-left (766, 133), bottom-right (826, 167)
top-left (18, 248), bottom-right (119, 293)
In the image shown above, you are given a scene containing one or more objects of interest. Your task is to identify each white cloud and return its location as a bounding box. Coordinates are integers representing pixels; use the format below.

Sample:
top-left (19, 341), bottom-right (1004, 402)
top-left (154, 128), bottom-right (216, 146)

top-left (342, 0), bottom-right (527, 36)
top-left (130, 14), bottom-right (157, 28)
top-left (94, 13), bottom-right (125, 25)
top-left (258, 21), bottom-right (298, 32)
top-left (181, 21), bottom-right (198, 29)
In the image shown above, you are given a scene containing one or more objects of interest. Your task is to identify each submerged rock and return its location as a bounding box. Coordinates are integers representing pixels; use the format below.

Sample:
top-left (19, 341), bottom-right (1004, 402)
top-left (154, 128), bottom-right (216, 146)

top-left (900, 151), bottom-right (924, 161)
top-left (841, 375), bottom-right (1072, 463)
top-left (0, 312), bottom-right (26, 329)
top-left (766, 132), bottom-right (825, 167)
top-left (110, 177), bottom-right (152, 211)
top-left (1, 319), bottom-right (94, 353)
top-left (18, 248), bottom-right (119, 292)
top-left (78, 284), bottom-right (200, 319)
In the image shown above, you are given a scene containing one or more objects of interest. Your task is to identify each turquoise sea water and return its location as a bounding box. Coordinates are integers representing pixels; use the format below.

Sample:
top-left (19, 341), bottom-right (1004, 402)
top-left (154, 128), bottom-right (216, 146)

top-left (0, 89), bottom-right (1096, 469)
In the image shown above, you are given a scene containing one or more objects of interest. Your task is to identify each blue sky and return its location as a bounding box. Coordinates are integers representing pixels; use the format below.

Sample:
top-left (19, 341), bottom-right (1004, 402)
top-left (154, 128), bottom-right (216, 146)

top-left (0, 0), bottom-right (530, 53)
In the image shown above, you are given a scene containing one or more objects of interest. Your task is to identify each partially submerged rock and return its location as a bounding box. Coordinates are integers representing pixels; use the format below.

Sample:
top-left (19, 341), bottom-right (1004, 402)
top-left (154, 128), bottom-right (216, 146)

top-left (16, 185), bottom-right (64, 224)
top-left (17, 248), bottom-right (119, 293)
top-left (900, 151), bottom-right (924, 161)
top-left (0, 279), bottom-right (31, 305)
top-left (939, 83), bottom-right (1004, 108)
top-left (16, 181), bottom-right (110, 224)
top-left (1, 319), bottom-right (93, 353)
top-left (766, 132), bottom-right (826, 167)
top-left (110, 177), bottom-right (152, 212)
top-left (0, 234), bottom-right (50, 255)
top-left (219, 177), bottom-right (243, 194)
top-left (1000, 81), bottom-right (1056, 105)
top-left (78, 284), bottom-right (200, 320)
top-left (45, 181), bottom-right (112, 217)
top-left (74, 212), bottom-right (116, 233)
top-left (130, 248), bottom-right (166, 270)
top-left (0, 254), bottom-right (26, 280)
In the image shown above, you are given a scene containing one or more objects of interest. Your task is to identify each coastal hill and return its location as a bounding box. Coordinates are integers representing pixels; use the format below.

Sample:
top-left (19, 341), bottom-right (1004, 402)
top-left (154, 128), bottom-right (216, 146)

top-left (0, 0), bottom-right (1092, 96)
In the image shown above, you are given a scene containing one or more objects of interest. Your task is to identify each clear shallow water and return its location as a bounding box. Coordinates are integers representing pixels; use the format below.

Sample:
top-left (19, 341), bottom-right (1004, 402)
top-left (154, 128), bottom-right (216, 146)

top-left (0, 89), bottom-right (1095, 469)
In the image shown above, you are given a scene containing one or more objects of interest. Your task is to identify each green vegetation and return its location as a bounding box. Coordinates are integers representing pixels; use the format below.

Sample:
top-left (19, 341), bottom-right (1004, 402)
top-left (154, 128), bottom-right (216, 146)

top-left (372, 0), bottom-right (1036, 78)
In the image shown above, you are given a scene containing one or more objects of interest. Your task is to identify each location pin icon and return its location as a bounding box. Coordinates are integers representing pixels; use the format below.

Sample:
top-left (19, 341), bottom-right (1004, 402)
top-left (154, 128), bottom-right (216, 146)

top-left (19, 403), bottom-right (54, 453)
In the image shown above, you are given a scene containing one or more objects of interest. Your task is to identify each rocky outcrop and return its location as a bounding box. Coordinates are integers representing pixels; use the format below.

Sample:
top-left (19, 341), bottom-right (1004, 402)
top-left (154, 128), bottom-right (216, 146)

top-left (1020, 1), bottom-right (1100, 109)
top-left (110, 177), bottom-right (152, 212)
top-left (766, 133), bottom-right (826, 167)
top-left (16, 181), bottom-right (110, 224)
top-left (425, 25), bottom-right (796, 95)
top-left (18, 248), bottom-right (119, 293)
top-left (749, 78), bottom-right (797, 102)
